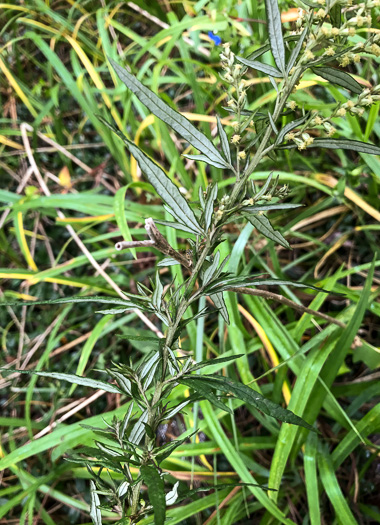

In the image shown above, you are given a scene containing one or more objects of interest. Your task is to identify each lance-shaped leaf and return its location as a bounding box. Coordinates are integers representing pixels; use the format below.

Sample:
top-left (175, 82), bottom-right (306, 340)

top-left (242, 203), bottom-right (304, 213)
top-left (140, 465), bottom-right (166, 525)
top-left (264, 0), bottom-right (286, 74)
top-left (90, 481), bottom-right (102, 525)
top-left (191, 354), bottom-right (244, 372)
top-left (183, 153), bottom-right (228, 169)
top-left (109, 58), bottom-right (230, 169)
top-left (154, 219), bottom-right (198, 235)
top-left (246, 214), bottom-right (290, 249)
top-left (1, 295), bottom-right (140, 308)
top-left (100, 118), bottom-right (204, 235)
top-left (210, 292), bottom-right (230, 324)
top-left (1, 369), bottom-right (123, 394)
top-left (277, 138), bottom-right (380, 155)
top-left (216, 115), bottom-right (231, 164)
top-left (268, 112), bottom-right (278, 134)
top-left (179, 377), bottom-right (232, 414)
top-left (183, 375), bottom-right (316, 431)
top-left (205, 277), bottom-right (332, 295)
top-left (236, 56), bottom-right (283, 78)
top-left (312, 66), bottom-right (362, 94)
top-left (286, 26), bottom-right (308, 73)
top-left (204, 183), bottom-right (218, 231)
top-left (276, 114), bottom-right (309, 145)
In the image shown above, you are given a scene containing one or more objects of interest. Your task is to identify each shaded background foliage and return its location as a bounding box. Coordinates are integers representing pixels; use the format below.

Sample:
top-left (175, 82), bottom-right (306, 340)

top-left (0, 0), bottom-right (380, 523)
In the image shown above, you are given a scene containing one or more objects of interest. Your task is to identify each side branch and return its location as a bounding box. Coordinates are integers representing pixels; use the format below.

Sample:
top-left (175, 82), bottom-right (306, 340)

top-left (115, 217), bottom-right (192, 270)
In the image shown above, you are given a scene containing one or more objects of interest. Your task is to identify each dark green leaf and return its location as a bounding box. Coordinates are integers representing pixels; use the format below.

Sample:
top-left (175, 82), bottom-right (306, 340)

top-left (152, 270), bottom-right (164, 310)
top-left (154, 431), bottom-right (197, 464)
top-left (203, 250), bottom-right (221, 286)
top-left (246, 214), bottom-right (290, 249)
top-left (242, 203), bottom-right (303, 213)
top-left (110, 59), bottom-right (230, 168)
top-left (235, 56), bottom-right (283, 78)
top-left (0, 295), bottom-right (135, 308)
top-left (1, 369), bottom-right (123, 394)
top-left (204, 183), bottom-right (218, 231)
top-left (99, 118), bottom-right (204, 235)
top-left (205, 276), bottom-right (331, 295)
top-left (287, 26), bottom-right (308, 73)
top-left (118, 334), bottom-right (159, 342)
top-left (308, 46), bottom-right (355, 67)
top-left (277, 138), bottom-right (380, 155)
top-left (329, 3), bottom-right (342, 27)
top-left (312, 66), bottom-right (362, 94)
top-left (140, 465), bottom-right (166, 525)
top-left (216, 115), bottom-right (231, 164)
top-left (185, 375), bottom-right (316, 431)
top-left (264, 0), bottom-right (286, 74)
top-left (276, 114), bottom-right (309, 145)
top-left (254, 172), bottom-right (273, 200)
top-left (184, 482), bottom-right (277, 498)
top-left (179, 378), bottom-right (232, 414)
top-left (192, 354), bottom-right (244, 371)
top-left (210, 292), bottom-right (230, 324)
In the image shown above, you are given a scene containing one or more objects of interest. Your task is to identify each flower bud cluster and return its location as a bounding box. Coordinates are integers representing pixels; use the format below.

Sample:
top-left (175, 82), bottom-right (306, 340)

top-left (220, 43), bottom-right (250, 161)
top-left (296, 0), bottom-right (379, 67)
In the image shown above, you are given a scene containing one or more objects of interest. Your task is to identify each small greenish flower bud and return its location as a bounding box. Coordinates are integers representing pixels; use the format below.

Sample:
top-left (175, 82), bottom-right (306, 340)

top-left (324, 46), bottom-right (335, 56)
top-left (361, 95), bottom-right (373, 106)
top-left (286, 100), bottom-right (297, 110)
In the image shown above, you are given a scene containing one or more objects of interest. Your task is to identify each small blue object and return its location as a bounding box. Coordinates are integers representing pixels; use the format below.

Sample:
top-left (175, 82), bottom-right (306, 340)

top-left (208, 31), bottom-right (222, 46)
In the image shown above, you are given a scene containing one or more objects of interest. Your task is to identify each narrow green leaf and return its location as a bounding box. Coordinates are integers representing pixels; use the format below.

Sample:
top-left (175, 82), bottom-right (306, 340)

top-left (211, 292), bottom-right (230, 324)
top-left (278, 137), bottom-right (380, 155)
top-left (109, 58), bottom-right (230, 168)
top-left (276, 114), bottom-right (309, 145)
top-left (1, 295), bottom-right (134, 308)
top-left (312, 66), bottom-right (362, 94)
top-left (329, 3), bottom-right (342, 28)
top-left (186, 375), bottom-right (316, 431)
top-left (192, 354), bottom-right (244, 371)
top-left (154, 219), bottom-right (198, 235)
top-left (235, 56), bottom-right (283, 78)
top-left (114, 186), bottom-right (136, 259)
top-left (152, 270), bottom-right (164, 310)
top-left (286, 26), bottom-right (308, 73)
top-left (1, 369), bottom-right (123, 394)
top-left (157, 257), bottom-right (180, 267)
top-left (117, 334), bottom-right (158, 342)
top-left (203, 250), bottom-right (221, 285)
top-left (204, 183), bottom-right (218, 231)
top-left (99, 118), bottom-right (204, 235)
top-left (183, 154), bottom-right (227, 169)
top-left (179, 377), bottom-right (232, 414)
top-left (246, 214), bottom-right (290, 249)
top-left (268, 112), bottom-right (278, 134)
top-left (206, 277), bottom-right (330, 295)
top-left (140, 465), bottom-right (166, 525)
top-left (264, 0), bottom-right (286, 74)
top-left (216, 115), bottom-right (231, 164)
top-left (242, 203), bottom-right (303, 213)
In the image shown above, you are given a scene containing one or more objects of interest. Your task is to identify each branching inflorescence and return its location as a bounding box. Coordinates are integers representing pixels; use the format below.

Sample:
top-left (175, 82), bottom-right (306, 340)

top-left (4, 1), bottom-right (380, 524)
